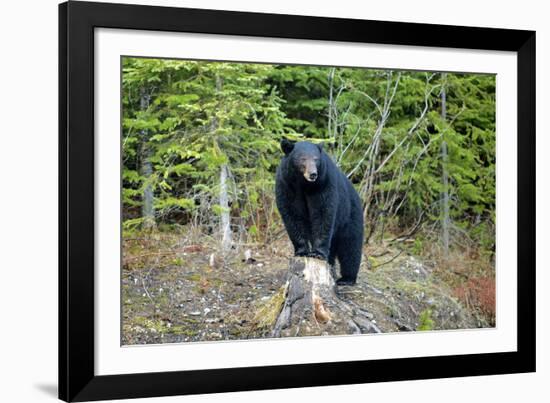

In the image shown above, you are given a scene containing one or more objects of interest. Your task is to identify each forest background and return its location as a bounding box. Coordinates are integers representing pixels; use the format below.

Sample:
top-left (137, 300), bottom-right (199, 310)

top-left (121, 57), bottom-right (496, 343)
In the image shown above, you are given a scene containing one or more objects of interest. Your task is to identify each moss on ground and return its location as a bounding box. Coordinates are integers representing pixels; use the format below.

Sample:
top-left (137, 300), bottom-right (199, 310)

top-left (121, 229), bottom-right (484, 344)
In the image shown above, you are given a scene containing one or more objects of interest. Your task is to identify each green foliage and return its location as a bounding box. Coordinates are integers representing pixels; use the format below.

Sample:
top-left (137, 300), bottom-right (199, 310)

top-left (122, 57), bottom-right (495, 253)
top-left (411, 237), bottom-right (425, 256)
top-left (417, 309), bottom-right (435, 331)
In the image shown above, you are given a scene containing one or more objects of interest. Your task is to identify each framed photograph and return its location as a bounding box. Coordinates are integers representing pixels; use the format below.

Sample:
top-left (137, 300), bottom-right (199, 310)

top-left (59, 1), bottom-right (535, 401)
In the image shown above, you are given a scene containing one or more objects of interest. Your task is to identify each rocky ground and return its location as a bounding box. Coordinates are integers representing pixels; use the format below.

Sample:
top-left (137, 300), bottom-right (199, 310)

top-left (121, 230), bottom-right (483, 345)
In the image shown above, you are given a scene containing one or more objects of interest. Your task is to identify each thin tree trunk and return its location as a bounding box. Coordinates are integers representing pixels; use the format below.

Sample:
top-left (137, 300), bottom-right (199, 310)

top-left (440, 73), bottom-right (450, 255)
top-left (140, 87), bottom-right (155, 229)
top-left (213, 74), bottom-right (232, 254)
top-left (220, 162), bottom-right (232, 253)
top-left (327, 68), bottom-right (336, 154)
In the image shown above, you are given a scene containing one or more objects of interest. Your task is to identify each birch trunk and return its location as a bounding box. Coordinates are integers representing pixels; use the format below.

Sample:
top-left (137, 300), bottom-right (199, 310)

top-left (440, 74), bottom-right (450, 255)
top-left (212, 74), bottom-right (232, 254)
top-left (140, 87), bottom-right (155, 229)
top-left (219, 162), bottom-right (232, 253)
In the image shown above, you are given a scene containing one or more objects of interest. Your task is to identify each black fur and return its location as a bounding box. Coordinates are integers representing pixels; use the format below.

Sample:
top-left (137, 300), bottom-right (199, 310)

top-left (275, 140), bottom-right (364, 285)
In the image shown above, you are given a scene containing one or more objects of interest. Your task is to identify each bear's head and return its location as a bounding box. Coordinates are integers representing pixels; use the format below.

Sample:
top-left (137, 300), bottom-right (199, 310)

top-left (281, 139), bottom-right (323, 183)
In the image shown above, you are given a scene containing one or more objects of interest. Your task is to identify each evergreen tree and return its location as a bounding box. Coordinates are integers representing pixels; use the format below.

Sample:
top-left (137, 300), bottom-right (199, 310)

top-left (121, 57), bottom-right (496, 254)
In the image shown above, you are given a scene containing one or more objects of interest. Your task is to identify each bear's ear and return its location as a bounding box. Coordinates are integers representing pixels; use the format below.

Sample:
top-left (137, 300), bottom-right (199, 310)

top-left (281, 138), bottom-right (295, 155)
top-left (317, 142), bottom-right (324, 153)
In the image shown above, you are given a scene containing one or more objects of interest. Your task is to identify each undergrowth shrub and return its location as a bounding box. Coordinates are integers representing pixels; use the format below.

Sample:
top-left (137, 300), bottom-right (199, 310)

top-left (453, 276), bottom-right (495, 326)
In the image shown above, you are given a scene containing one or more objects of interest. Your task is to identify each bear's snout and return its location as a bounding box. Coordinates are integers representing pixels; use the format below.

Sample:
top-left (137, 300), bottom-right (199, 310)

top-left (303, 161), bottom-right (318, 182)
top-left (304, 164), bottom-right (317, 182)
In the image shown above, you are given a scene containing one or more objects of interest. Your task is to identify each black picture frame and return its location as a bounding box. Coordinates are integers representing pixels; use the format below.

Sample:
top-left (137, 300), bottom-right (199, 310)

top-left (59, 1), bottom-right (536, 401)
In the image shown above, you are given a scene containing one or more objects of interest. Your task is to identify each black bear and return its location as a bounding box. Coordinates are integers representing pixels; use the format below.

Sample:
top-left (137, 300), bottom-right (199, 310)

top-left (275, 139), bottom-right (364, 285)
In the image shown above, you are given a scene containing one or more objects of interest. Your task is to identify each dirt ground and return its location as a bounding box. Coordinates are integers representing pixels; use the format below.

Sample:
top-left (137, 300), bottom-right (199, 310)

top-left (121, 230), bottom-right (484, 345)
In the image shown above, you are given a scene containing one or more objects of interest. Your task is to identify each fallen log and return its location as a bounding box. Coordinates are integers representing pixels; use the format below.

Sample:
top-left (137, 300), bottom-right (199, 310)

top-left (272, 257), bottom-right (381, 337)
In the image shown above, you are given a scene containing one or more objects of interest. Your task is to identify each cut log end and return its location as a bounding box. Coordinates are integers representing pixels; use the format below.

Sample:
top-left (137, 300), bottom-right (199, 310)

top-left (272, 257), bottom-right (381, 338)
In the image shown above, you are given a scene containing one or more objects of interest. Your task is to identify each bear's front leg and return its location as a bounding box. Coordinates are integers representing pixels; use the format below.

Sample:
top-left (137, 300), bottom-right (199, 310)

top-left (306, 191), bottom-right (337, 261)
top-left (285, 216), bottom-right (311, 257)
top-left (308, 231), bottom-right (332, 260)
top-left (276, 189), bottom-right (311, 257)
top-left (293, 243), bottom-right (310, 257)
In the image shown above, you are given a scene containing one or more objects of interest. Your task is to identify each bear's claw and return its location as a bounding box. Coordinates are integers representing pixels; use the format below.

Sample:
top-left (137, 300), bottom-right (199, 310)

top-left (336, 277), bottom-right (356, 286)
top-left (294, 248), bottom-right (309, 257)
top-left (306, 251), bottom-right (327, 260)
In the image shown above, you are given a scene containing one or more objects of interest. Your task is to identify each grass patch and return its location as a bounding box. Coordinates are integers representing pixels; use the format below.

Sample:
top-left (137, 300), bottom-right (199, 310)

top-left (417, 309), bottom-right (435, 331)
top-left (131, 316), bottom-right (198, 336)
top-left (251, 284), bottom-right (287, 331)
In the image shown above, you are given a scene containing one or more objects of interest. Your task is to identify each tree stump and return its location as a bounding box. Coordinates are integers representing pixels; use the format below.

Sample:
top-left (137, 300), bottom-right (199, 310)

top-left (272, 257), bottom-right (381, 337)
